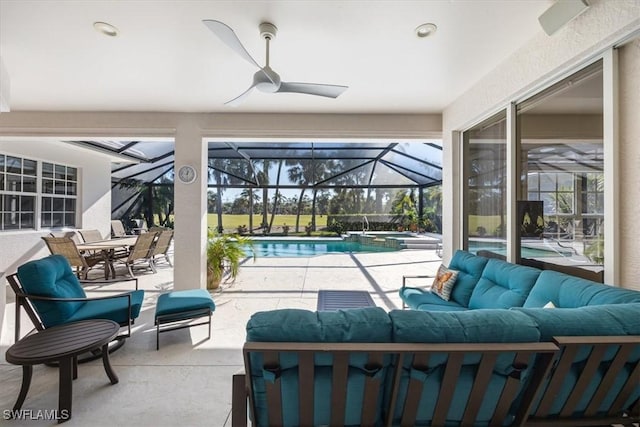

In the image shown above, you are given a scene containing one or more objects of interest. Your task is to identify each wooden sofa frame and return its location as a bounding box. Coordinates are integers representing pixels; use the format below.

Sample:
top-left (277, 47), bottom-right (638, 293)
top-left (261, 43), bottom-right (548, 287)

top-left (232, 341), bottom-right (558, 427)
top-left (525, 335), bottom-right (640, 427)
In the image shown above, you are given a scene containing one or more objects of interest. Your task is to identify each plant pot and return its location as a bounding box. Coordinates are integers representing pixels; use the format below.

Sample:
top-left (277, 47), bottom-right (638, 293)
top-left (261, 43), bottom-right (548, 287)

top-left (206, 267), bottom-right (222, 290)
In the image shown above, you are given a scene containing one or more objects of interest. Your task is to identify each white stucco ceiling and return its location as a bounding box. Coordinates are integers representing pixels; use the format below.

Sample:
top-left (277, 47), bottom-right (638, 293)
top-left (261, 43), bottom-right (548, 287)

top-left (0, 0), bottom-right (554, 114)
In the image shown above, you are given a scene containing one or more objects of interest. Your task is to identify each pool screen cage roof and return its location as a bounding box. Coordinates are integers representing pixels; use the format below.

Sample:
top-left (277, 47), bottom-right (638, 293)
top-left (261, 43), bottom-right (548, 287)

top-left (65, 139), bottom-right (442, 218)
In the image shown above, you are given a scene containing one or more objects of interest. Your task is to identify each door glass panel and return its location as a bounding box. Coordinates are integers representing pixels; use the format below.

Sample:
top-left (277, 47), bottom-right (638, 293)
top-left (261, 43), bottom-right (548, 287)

top-left (517, 61), bottom-right (604, 279)
top-left (463, 111), bottom-right (507, 255)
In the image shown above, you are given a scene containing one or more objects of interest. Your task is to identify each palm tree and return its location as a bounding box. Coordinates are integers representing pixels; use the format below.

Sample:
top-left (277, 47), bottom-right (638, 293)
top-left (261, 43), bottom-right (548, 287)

top-left (286, 159), bottom-right (331, 232)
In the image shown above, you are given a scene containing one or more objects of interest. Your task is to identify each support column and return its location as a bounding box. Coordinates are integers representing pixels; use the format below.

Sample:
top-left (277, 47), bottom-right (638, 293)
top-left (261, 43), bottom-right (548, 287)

top-left (173, 119), bottom-right (207, 290)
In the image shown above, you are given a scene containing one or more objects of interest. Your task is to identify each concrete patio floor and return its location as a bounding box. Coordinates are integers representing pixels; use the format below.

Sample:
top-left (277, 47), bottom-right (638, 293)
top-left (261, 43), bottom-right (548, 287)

top-left (1, 248), bottom-right (441, 426)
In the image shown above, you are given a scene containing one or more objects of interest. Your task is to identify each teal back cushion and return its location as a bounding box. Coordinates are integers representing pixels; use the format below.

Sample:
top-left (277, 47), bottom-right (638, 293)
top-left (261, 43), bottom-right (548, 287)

top-left (448, 250), bottom-right (490, 307)
top-left (524, 270), bottom-right (640, 308)
top-left (17, 255), bottom-right (87, 327)
top-left (468, 259), bottom-right (541, 309)
top-left (390, 309), bottom-right (540, 344)
top-left (514, 304), bottom-right (640, 417)
top-left (246, 308), bottom-right (392, 426)
top-left (389, 309), bottom-right (541, 426)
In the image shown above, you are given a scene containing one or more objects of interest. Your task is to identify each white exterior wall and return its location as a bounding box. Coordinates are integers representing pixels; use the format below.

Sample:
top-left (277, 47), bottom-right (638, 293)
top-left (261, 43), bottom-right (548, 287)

top-left (619, 38), bottom-right (640, 290)
top-left (0, 140), bottom-right (112, 330)
top-left (442, 0), bottom-right (640, 287)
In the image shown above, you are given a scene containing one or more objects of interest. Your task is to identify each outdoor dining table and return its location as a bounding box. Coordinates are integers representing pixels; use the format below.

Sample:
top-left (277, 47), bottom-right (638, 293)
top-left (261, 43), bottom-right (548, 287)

top-left (76, 236), bottom-right (138, 278)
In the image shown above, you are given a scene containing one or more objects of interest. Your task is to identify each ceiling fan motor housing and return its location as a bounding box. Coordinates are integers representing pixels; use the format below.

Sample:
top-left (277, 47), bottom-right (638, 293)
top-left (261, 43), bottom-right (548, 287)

top-left (259, 22), bottom-right (277, 40)
top-left (254, 66), bottom-right (281, 92)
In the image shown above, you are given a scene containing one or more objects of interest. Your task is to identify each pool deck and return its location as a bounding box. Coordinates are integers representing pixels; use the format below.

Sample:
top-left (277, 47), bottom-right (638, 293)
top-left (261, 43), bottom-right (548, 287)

top-left (0, 247), bottom-right (442, 426)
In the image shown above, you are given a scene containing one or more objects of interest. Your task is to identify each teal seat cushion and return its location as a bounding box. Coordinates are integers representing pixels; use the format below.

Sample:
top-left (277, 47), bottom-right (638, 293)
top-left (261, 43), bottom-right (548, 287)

top-left (514, 303), bottom-right (640, 418)
top-left (247, 307), bottom-right (391, 342)
top-left (447, 250), bottom-right (489, 307)
top-left (390, 308), bottom-right (540, 343)
top-left (513, 303), bottom-right (640, 342)
top-left (155, 289), bottom-right (215, 319)
top-left (399, 286), bottom-right (467, 311)
top-left (468, 259), bottom-right (540, 309)
top-left (415, 302), bottom-right (468, 312)
top-left (17, 255), bottom-right (87, 327)
top-left (67, 290), bottom-right (145, 325)
top-left (388, 309), bottom-right (541, 426)
top-left (524, 270), bottom-right (640, 308)
top-left (246, 308), bottom-right (393, 426)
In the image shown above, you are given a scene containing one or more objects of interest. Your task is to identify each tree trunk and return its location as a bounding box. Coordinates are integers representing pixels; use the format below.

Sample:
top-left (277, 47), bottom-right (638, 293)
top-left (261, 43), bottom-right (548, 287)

top-left (311, 189), bottom-right (317, 231)
top-left (248, 188), bottom-right (254, 233)
top-left (216, 184), bottom-right (223, 233)
top-left (269, 161), bottom-right (283, 233)
top-left (295, 188), bottom-right (306, 233)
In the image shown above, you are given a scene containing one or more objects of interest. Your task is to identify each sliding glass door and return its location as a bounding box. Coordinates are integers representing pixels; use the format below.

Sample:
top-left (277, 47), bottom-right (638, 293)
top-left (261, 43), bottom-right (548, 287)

top-left (462, 111), bottom-right (507, 255)
top-left (517, 61), bottom-right (604, 280)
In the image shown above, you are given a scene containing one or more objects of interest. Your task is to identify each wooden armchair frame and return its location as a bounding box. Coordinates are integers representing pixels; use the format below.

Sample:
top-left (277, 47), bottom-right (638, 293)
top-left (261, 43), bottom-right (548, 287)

top-left (233, 341), bottom-right (558, 427)
top-left (525, 335), bottom-right (640, 426)
top-left (7, 273), bottom-right (139, 343)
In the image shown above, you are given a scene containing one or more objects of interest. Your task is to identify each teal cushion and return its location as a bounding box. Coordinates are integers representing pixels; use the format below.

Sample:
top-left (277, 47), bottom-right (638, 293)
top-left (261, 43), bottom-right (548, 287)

top-left (388, 309), bottom-right (541, 426)
top-left (468, 259), bottom-right (540, 309)
top-left (67, 290), bottom-right (145, 325)
top-left (246, 308), bottom-right (393, 426)
top-left (513, 303), bottom-right (640, 342)
top-left (524, 270), bottom-right (640, 308)
top-left (17, 255), bottom-right (87, 327)
top-left (447, 250), bottom-right (489, 307)
top-left (390, 309), bottom-right (540, 343)
top-left (514, 304), bottom-right (640, 417)
top-left (247, 307), bottom-right (391, 342)
top-left (399, 286), bottom-right (467, 311)
top-left (415, 303), bottom-right (469, 312)
top-left (155, 289), bottom-right (215, 318)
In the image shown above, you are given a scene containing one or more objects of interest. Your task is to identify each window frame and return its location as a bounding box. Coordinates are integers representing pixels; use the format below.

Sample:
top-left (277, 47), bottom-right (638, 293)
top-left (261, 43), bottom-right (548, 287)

top-left (0, 152), bottom-right (79, 232)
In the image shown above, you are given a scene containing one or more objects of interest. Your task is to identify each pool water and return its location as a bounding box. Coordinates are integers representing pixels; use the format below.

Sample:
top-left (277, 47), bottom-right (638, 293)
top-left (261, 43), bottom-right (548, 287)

top-left (469, 241), bottom-right (573, 258)
top-left (249, 239), bottom-right (397, 257)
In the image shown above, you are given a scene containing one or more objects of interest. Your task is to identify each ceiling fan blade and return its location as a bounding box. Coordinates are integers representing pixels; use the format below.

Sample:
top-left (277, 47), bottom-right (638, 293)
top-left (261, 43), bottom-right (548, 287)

top-left (202, 20), bottom-right (260, 69)
top-left (225, 84), bottom-right (256, 107)
top-left (276, 82), bottom-right (348, 98)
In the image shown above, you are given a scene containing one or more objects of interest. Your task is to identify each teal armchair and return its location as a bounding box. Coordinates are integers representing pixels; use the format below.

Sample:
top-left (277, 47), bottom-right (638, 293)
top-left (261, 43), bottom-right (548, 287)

top-left (7, 255), bottom-right (144, 348)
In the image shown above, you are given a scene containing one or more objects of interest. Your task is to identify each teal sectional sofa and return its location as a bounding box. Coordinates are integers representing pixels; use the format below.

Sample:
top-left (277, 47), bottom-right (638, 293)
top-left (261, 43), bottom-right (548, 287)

top-left (232, 251), bottom-right (640, 426)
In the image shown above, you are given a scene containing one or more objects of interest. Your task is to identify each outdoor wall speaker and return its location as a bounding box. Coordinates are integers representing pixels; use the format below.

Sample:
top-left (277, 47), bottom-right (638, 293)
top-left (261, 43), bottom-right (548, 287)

top-left (538, 0), bottom-right (589, 36)
top-left (0, 56), bottom-right (9, 113)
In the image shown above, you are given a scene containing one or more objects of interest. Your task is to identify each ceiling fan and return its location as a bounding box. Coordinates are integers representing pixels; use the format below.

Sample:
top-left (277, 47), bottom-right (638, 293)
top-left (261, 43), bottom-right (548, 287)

top-left (203, 20), bottom-right (348, 106)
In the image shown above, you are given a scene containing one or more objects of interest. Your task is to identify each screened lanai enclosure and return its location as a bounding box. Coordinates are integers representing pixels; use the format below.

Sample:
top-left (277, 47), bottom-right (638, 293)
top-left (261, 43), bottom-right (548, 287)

top-left (101, 140), bottom-right (443, 235)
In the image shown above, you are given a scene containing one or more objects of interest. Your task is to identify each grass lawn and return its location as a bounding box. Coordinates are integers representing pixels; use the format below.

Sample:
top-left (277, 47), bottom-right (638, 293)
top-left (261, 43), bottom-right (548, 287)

top-left (208, 214), bottom-right (329, 231)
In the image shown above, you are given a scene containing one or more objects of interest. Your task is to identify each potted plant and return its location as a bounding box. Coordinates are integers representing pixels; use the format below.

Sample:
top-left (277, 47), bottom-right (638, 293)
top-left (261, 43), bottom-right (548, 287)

top-left (206, 231), bottom-right (255, 290)
top-left (282, 224), bottom-right (290, 236)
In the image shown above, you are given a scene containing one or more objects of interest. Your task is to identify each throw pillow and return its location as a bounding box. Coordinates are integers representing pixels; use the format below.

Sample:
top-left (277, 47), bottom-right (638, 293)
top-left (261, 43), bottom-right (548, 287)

top-left (431, 264), bottom-right (459, 301)
top-left (543, 301), bottom-right (556, 309)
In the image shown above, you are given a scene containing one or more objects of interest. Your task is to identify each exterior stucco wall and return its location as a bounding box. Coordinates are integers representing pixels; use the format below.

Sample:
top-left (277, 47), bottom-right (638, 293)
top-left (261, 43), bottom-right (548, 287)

top-left (0, 140), bottom-right (112, 334)
top-left (619, 38), bottom-right (640, 290)
top-left (442, 0), bottom-right (640, 287)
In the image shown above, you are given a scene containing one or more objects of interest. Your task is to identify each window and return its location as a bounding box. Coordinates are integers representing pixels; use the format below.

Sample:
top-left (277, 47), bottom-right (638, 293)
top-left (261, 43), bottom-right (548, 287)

top-left (463, 111), bottom-right (507, 252)
top-left (41, 162), bottom-right (77, 228)
top-left (0, 155), bottom-right (37, 230)
top-left (0, 154), bottom-right (78, 231)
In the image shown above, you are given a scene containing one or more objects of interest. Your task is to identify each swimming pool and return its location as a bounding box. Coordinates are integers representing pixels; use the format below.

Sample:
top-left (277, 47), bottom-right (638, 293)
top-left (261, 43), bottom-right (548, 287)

top-left (249, 239), bottom-right (397, 257)
top-left (469, 240), bottom-right (573, 258)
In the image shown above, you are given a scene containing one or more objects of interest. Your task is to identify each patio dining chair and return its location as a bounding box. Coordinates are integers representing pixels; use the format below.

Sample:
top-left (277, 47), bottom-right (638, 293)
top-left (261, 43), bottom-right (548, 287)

top-left (42, 236), bottom-right (108, 280)
top-left (7, 254), bottom-right (143, 355)
top-left (110, 219), bottom-right (129, 238)
top-left (112, 231), bottom-right (159, 277)
top-left (79, 229), bottom-right (104, 243)
top-left (150, 229), bottom-right (173, 268)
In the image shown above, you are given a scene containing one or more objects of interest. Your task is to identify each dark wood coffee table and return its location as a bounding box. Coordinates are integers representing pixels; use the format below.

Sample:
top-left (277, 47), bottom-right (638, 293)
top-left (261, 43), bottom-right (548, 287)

top-left (317, 290), bottom-right (376, 311)
top-left (5, 319), bottom-right (120, 423)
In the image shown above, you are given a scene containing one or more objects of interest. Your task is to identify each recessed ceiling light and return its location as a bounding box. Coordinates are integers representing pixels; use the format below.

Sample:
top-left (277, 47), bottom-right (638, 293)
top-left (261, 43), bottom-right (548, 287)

top-left (93, 21), bottom-right (119, 37)
top-left (415, 23), bottom-right (437, 38)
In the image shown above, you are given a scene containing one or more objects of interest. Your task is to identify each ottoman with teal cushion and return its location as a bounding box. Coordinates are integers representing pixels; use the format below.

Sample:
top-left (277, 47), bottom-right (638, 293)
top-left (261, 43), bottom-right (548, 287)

top-left (154, 289), bottom-right (216, 350)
